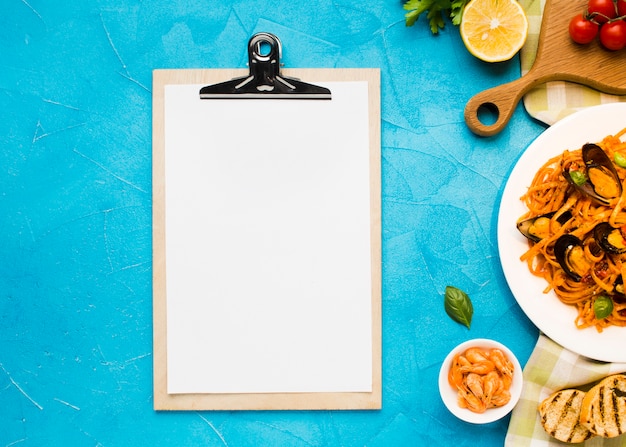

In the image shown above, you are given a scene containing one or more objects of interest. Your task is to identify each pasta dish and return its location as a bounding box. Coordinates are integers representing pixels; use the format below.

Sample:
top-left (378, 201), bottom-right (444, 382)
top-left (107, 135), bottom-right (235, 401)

top-left (517, 128), bottom-right (626, 332)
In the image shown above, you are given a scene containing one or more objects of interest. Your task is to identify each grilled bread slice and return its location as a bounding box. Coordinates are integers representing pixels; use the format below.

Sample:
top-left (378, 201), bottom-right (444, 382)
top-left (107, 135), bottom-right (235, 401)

top-left (579, 374), bottom-right (626, 438)
top-left (539, 388), bottom-right (595, 443)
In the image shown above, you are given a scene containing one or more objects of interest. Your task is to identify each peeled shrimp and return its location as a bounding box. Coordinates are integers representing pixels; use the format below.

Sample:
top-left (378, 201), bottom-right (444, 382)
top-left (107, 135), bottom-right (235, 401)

top-left (465, 347), bottom-right (490, 363)
top-left (458, 360), bottom-right (495, 375)
top-left (483, 370), bottom-right (502, 404)
top-left (458, 386), bottom-right (487, 413)
top-left (448, 346), bottom-right (514, 413)
top-left (465, 372), bottom-right (484, 399)
top-left (489, 348), bottom-right (514, 379)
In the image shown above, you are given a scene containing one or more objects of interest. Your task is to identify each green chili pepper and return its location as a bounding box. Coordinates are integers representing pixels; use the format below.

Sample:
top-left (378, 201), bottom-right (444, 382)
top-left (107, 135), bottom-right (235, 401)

top-left (615, 153), bottom-right (626, 168)
top-left (569, 170), bottom-right (587, 186)
top-left (593, 295), bottom-right (613, 320)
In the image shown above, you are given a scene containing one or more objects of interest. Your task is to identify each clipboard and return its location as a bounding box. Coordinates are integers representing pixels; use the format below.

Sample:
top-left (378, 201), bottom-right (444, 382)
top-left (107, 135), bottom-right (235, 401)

top-left (152, 33), bottom-right (381, 411)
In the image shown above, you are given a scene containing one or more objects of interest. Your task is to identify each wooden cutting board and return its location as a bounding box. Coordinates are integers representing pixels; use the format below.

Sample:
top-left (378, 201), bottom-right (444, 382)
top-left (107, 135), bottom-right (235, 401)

top-left (465, 0), bottom-right (626, 137)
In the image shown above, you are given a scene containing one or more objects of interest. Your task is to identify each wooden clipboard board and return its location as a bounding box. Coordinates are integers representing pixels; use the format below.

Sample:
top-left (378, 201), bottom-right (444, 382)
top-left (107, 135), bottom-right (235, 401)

top-left (152, 34), bottom-right (381, 411)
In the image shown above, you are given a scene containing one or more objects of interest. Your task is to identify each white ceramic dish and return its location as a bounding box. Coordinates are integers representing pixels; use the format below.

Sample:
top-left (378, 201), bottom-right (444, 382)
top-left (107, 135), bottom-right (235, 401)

top-left (498, 103), bottom-right (626, 363)
top-left (438, 338), bottom-right (523, 424)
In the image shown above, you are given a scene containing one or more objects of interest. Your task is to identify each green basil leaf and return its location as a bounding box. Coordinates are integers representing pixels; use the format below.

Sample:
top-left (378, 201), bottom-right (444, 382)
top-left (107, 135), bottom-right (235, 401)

top-left (593, 295), bottom-right (613, 319)
top-left (444, 285), bottom-right (473, 329)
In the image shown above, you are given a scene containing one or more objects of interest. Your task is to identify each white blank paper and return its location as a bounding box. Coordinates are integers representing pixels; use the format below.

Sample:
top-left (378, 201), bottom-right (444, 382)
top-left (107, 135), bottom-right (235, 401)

top-left (164, 82), bottom-right (373, 394)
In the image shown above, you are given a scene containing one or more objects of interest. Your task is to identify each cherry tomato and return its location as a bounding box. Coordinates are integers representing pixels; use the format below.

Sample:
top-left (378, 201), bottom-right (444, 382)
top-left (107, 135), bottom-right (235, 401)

top-left (599, 19), bottom-right (626, 50)
top-left (587, 0), bottom-right (617, 23)
top-left (617, 0), bottom-right (626, 16)
top-left (569, 13), bottom-right (600, 43)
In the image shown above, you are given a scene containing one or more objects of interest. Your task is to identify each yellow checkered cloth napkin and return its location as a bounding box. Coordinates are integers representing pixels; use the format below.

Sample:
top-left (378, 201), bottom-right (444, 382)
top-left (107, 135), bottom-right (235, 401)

top-left (504, 333), bottom-right (626, 446)
top-left (519, 0), bottom-right (626, 125)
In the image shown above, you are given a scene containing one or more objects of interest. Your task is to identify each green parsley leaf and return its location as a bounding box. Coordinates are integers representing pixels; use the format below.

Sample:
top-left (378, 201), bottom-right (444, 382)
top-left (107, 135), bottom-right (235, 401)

top-left (450, 0), bottom-right (467, 25)
top-left (444, 285), bottom-right (473, 329)
top-left (404, 0), bottom-right (432, 27)
top-left (426, 6), bottom-right (447, 34)
top-left (404, 0), bottom-right (471, 34)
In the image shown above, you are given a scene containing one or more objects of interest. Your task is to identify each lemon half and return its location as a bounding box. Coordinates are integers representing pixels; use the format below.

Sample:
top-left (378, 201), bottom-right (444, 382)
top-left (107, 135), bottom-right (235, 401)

top-left (460, 0), bottom-right (529, 63)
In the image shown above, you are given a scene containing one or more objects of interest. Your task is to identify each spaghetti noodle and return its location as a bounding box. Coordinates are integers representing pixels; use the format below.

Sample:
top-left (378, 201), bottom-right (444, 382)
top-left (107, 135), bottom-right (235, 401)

top-left (517, 127), bottom-right (626, 332)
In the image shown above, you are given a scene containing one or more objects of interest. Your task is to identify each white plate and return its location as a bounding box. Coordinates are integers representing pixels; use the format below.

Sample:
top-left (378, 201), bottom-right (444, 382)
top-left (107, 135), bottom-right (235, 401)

top-left (498, 103), bottom-right (626, 363)
top-left (438, 339), bottom-right (523, 424)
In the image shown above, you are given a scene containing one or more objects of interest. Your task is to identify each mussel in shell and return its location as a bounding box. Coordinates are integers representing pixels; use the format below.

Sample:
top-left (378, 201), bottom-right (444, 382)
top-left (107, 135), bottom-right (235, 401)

top-left (593, 222), bottom-right (626, 254)
top-left (554, 234), bottom-right (591, 282)
top-left (517, 211), bottom-right (572, 243)
top-left (563, 143), bottom-right (622, 205)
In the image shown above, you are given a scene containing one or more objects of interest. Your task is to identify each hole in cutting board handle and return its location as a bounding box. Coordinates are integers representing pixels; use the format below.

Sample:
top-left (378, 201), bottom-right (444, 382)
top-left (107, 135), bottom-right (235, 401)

top-left (464, 75), bottom-right (531, 136)
top-left (464, 99), bottom-right (507, 137)
top-left (477, 102), bottom-right (499, 126)
top-left (464, 91), bottom-right (519, 137)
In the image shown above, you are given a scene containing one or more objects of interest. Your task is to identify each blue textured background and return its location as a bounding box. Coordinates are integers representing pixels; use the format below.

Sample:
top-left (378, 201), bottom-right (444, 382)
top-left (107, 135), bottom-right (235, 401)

top-left (2, 1), bottom-right (545, 445)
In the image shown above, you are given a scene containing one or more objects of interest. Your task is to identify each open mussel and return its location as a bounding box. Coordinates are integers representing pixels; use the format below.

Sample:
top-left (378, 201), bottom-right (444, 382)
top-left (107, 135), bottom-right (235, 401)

top-left (554, 234), bottom-right (591, 282)
top-left (563, 143), bottom-right (622, 205)
top-left (517, 211), bottom-right (572, 243)
top-left (593, 222), bottom-right (626, 254)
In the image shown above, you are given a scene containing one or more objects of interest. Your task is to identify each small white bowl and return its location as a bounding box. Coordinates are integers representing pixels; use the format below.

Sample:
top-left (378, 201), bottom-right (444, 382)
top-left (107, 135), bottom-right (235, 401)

top-left (438, 338), bottom-right (523, 424)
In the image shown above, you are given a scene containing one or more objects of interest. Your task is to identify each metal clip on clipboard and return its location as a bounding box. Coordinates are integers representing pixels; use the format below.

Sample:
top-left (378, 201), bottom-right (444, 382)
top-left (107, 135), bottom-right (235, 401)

top-left (199, 32), bottom-right (331, 100)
